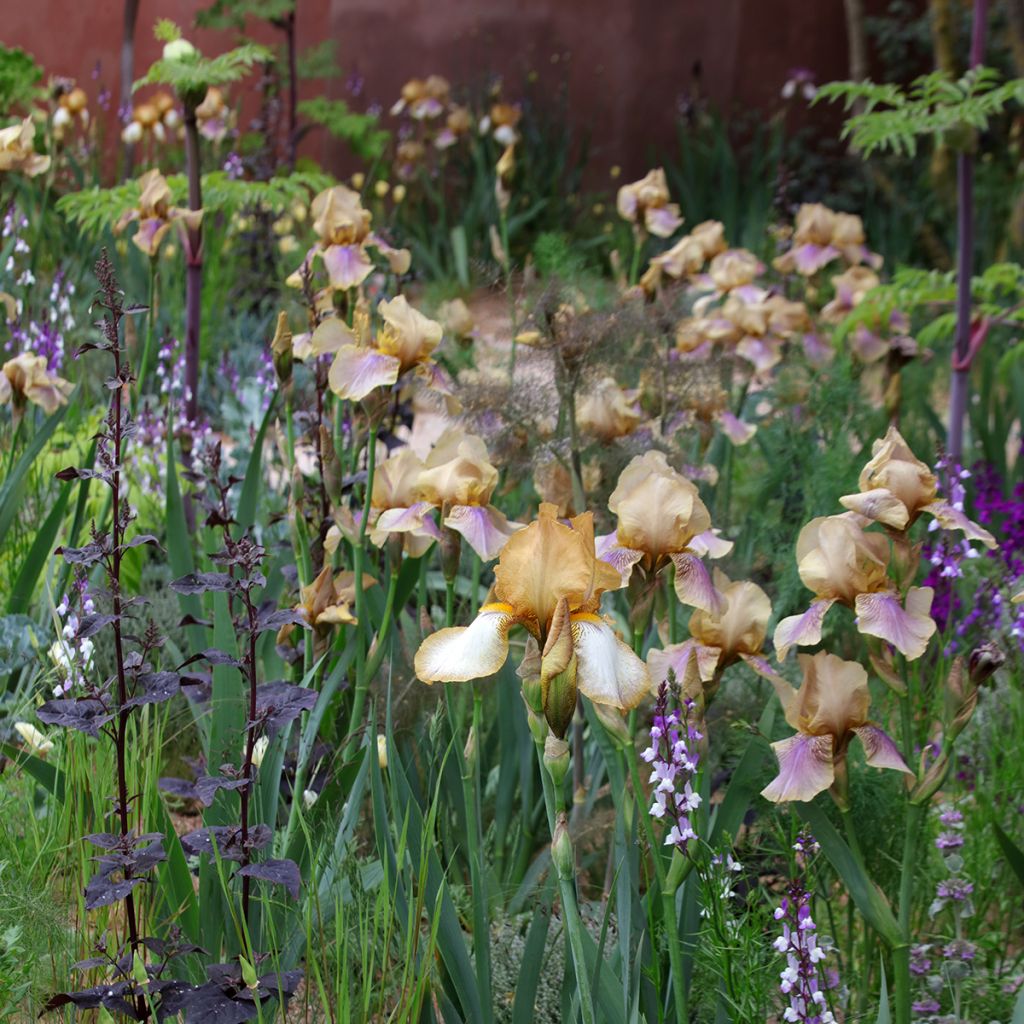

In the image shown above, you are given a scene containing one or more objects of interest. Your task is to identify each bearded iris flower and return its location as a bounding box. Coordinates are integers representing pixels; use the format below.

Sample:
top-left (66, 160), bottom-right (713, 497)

top-left (617, 168), bottom-right (683, 238)
top-left (598, 451), bottom-right (731, 613)
top-left (293, 185), bottom-right (410, 293)
top-left (648, 570), bottom-right (772, 698)
top-left (773, 512), bottom-right (937, 661)
top-left (313, 294), bottom-right (444, 402)
top-left (839, 426), bottom-right (997, 545)
top-left (0, 118), bottom-right (51, 177)
top-left (774, 203), bottom-right (881, 277)
top-left (576, 376), bottom-right (642, 443)
top-left (415, 503), bottom-right (649, 736)
top-left (758, 651), bottom-right (911, 803)
top-left (1, 352), bottom-right (73, 417)
top-left (412, 427), bottom-right (522, 561)
top-left (114, 169), bottom-right (202, 259)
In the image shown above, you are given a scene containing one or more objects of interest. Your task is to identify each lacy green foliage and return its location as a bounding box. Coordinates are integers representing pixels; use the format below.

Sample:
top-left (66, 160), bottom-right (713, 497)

top-left (195, 0), bottom-right (294, 31)
top-left (56, 170), bottom-right (333, 238)
top-left (297, 40), bottom-right (340, 80)
top-left (832, 262), bottom-right (1024, 351)
top-left (136, 40), bottom-right (271, 102)
top-left (816, 67), bottom-right (1024, 158)
top-left (0, 45), bottom-right (43, 114)
top-left (298, 97), bottom-right (389, 160)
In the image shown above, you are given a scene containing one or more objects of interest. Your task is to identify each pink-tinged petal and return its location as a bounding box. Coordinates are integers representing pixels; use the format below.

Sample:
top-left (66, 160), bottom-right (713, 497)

top-left (718, 409), bottom-right (756, 446)
top-left (371, 502), bottom-right (437, 539)
top-left (772, 598), bottom-right (836, 661)
top-left (855, 587), bottom-right (936, 661)
top-left (133, 218), bottom-right (171, 257)
top-left (444, 503), bottom-right (523, 562)
top-left (925, 500), bottom-right (997, 549)
top-left (677, 340), bottom-right (714, 363)
top-left (595, 534), bottom-right (644, 588)
top-left (414, 604), bottom-right (514, 682)
top-left (645, 205), bottom-right (684, 238)
top-left (328, 345), bottom-right (401, 401)
top-left (648, 640), bottom-right (720, 693)
top-left (322, 243), bottom-right (373, 290)
top-left (310, 317), bottom-right (355, 356)
top-left (572, 614), bottom-right (651, 710)
top-left (733, 283), bottom-right (768, 304)
top-left (791, 242), bottom-right (839, 276)
top-left (367, 234), bottom-right (412, 276)
top-left (671, 552), bottom-right (725, 614)
top-left (839, 487), bottom-right (910, 530)
top-left (687, 529), bottom-right (734, 560)
top-left (762, 732), bottom-right (835, 803)
top-left (802, 331), bottom-right (834, 367)
top-left (848, 325), bottom-right (889, 364)
top-left (737, 335), bottom-right (783, 373)
top-left (852, 725), bottom-right (913, 775)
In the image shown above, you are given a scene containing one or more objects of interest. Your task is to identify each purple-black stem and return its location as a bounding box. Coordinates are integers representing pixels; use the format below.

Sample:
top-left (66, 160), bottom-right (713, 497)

top-left (239, 591), bottom-right (259, 929)
top-left (948, 0), bottom-right (989, 463)
top-left (119, 0), bottom-right (139, 179)
top-left (106, 270), bottom-right (142, 962)
top-left (285, 9), bottom-right (298, 170)
top-left (183, 102), bottom-right (203, 430)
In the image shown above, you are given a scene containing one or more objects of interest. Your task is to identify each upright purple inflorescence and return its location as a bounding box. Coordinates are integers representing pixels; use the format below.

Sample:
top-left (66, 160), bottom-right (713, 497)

top-left (641, 681), bottom-right (702, 853)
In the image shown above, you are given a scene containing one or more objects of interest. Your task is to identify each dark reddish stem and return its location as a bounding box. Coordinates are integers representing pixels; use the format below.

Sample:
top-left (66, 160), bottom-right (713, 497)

top-left (107, 274), bottom-right (142, 964)
top-left (183, 101), bottom-right (204, 430)
top-left (948, 0), bottom-right (989, 462)
top-left (239, 591), bottom-right (259, 931)
top-left (285, 9), bottom-right (299, 170)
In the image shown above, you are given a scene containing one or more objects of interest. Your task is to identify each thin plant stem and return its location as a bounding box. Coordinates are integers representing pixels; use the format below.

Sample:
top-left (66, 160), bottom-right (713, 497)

top-left (133, 257), bottom-right (158, 408)
top-left (345, 423), bottom-right (378, 754)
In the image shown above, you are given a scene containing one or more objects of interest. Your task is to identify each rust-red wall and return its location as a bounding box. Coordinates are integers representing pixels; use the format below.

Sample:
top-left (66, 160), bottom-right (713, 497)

top-left (7, 0), bottom-right (862, 175)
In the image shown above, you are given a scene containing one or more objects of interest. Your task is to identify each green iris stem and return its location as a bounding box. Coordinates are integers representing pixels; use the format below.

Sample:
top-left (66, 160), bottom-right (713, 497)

top-left (625, 738), bottom-right (688, 1024)
top-left (533, 736), bottom-right (596, 1024)
top-left (667, 568), bottom-right (679, 644)
top-left (628, 225), bottom-right (645, 286)
top-left (893, 800), bottom-right (927, 1024)
top-left (445, 577), bottom-right (456, 628)
top-left (133, 257), bottom-right (159, 409)
top-left (283, 391), bottom-right (313, 676)
top-left (347, 423), bottom-right (378, 753)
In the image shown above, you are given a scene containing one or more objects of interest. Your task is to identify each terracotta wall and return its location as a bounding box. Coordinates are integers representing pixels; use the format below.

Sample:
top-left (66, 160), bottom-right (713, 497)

top-left (6, 0), bottom-right (871, 175)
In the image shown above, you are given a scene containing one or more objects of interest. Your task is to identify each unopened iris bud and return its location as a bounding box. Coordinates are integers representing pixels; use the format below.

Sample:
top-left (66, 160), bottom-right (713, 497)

top-left (968, 642), bottom-right (1004, 687)
top-left (377, 733), bottom-right (388, 769)
top-left (320, 424), bottom-right (342, 500)
top-left (270, 310), bottom-right (293, 386)
top-left (541, 598), bottom-right (578, 739)
top-left (525, 702), bottom-right (548, 743)
top-left (543, 733), bottom-right (570, 789)
top-left (440, 524), bottom-right (462, 583)
top-left (551, 811), bottom-right (574, 879)
top-left (464, 724), bottom-right (477, 767)
top-left (944, 656), bottom-right (978, 742)
top-left (592, 701), bottom-right (631, 748)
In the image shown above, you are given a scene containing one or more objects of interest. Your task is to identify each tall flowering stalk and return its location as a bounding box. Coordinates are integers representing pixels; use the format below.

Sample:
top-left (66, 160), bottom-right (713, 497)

top-left (641, 683), bottom-right (702, 852)
top-left (774, 849), bottom-right (836, 1024)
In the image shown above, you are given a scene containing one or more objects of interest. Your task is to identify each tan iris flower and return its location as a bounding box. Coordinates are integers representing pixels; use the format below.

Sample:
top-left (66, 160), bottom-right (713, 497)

top-left (366, 447), bottom-right (432, 550)
top-left (1, 352), bottom-right (73, 417)
top-left (391, 76), bottom-right (450, 120)
top-left (821, 265), bottom-right (881, 324)
top-left (196, 86), bottom-right (230, 142)
top-left (617, 168), bottom-right (682, 238)
top-left (707, 248), bottom-right (762, 292)
top-left (648, 569), bottom-right (771, 699)
top-left (598, 451), bottom-right (731, 613)
top-left (114, 169), bottom-right (202, 259)
top-left (640, 220), bottom-right (727, 292)
top-left (773, 512), bottom-right (936, 661)
top-left (279, 566), bottom-right (377, 657)
top-left (758, 651), bottom-right (911, 803)
top-left (774, 203), bottom-right (881, 276)
top-left (0, 117), bottom-right (50, 177)
top-left (293, 185), bottom-right (410, 293)
top-left (576, 376), bottom-right (642, 443)
top-left (839, 427), bottom-right (997, 545)
top-left (415, 503), bottom-right (649, 731)
top-left (313, 295), bottom-right (444, 403)
top-left (412, 427), bottom-right (523, 561)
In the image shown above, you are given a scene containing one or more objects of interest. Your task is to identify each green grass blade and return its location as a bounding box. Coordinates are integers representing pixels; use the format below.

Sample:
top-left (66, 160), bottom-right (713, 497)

top-left (7, 482), bottom-right (71, 614)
